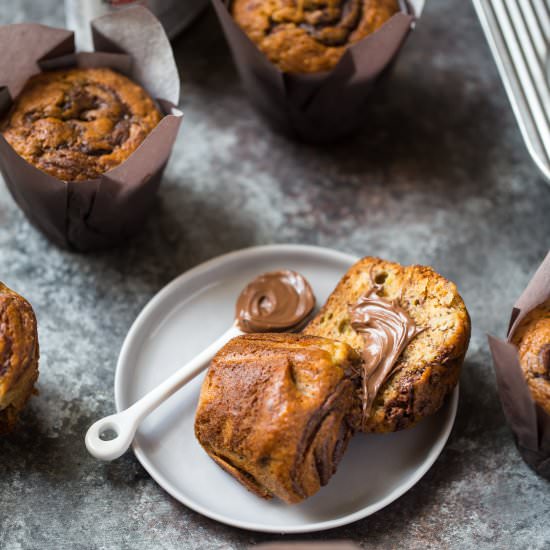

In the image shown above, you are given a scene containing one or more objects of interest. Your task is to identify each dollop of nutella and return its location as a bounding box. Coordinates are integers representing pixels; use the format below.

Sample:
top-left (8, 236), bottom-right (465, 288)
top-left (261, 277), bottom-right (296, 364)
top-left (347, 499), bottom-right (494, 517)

top-left (349, 290), bottom-right (422, 426)
top-left (235, 270), bottom-right (315, 333)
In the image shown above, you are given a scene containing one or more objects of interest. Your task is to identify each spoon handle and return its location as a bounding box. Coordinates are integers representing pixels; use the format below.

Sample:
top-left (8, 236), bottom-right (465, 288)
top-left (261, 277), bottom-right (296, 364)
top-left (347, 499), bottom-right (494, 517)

top-left (85, 324), bottom-right (243, 461)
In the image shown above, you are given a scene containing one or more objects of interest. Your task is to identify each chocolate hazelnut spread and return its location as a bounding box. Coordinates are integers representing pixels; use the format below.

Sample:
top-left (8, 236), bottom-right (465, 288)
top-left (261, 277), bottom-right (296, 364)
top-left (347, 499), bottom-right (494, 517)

top-left (349, 290), bottom-right (422, 426)
top-left (235, 270), bottom-right (315, 333)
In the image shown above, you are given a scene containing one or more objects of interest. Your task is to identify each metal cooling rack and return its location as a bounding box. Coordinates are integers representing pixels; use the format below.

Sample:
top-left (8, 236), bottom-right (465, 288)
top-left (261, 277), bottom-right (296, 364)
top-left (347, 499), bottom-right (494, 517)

top-left (472, 0), bottom-right (550, 182)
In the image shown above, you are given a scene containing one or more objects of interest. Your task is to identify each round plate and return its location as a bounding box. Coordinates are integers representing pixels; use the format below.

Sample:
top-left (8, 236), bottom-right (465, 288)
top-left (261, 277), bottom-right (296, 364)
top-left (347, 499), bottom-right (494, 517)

top-left (115, 244), bottom-right (458, 534)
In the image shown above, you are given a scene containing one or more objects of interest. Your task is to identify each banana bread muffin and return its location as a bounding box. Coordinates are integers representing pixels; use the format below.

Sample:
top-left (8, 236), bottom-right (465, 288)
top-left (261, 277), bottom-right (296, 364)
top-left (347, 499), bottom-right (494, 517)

top-left (511, 299), bottom-right (550, 416)
top-left (1, 67), bottom-right (162, 182)
top-left (0, 283), bottom-right (39, 435)
top-left (231, 0), bottom-right (401, 73)
top-left (304, 257), bottom-right (471, 433)
top-left (195, 333), bottom-right (361, 503)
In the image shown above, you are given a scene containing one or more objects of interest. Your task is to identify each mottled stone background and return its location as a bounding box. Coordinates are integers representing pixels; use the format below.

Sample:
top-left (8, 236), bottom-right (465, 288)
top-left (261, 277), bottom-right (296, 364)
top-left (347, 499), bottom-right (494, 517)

top-left (0, 1), bottom-right (549, 549)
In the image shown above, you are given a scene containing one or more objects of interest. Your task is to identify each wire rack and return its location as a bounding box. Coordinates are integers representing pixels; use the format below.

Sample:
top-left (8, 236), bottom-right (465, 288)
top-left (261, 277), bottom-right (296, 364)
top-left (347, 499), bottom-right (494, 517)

top-left (472, 0), bottom-right (550, 182)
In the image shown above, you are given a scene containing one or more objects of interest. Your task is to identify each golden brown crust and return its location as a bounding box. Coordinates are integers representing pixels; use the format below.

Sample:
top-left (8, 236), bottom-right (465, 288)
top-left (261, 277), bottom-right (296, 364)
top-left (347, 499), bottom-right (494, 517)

top-left (1, 68), bottom-right (162, 182)
top-left (511, 299), bottom-right (550, 416)
top-left (194, 333), bottom-right (361, 503)
top-left (303, 257), bottom-right (471, 433)
top-left (0, 283), bottom-right (39, 435)
top-left (231, 0), bottom-right (400, 73)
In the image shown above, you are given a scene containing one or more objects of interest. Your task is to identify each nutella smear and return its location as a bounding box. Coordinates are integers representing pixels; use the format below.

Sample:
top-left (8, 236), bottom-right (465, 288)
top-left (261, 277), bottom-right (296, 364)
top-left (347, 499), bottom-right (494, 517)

top-left (350, 290), bottom-right (422, 426)
top-left (236, 270), bottom-right (315, 333)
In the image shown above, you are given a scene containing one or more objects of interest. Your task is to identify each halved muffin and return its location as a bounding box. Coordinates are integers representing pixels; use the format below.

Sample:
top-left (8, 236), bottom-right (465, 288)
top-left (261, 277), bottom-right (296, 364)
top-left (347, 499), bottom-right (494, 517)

top-left (195, 333), bottom-right (361, 503)
top-left (304, 257), bottom-right (470, 432)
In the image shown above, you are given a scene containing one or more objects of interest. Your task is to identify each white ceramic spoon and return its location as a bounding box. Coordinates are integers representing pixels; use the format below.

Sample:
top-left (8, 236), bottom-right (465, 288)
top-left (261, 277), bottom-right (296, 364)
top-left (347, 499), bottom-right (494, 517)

top-left (85, 270), bottom-right (315, 461)
top-left (85, 324), bottom-right (242, 461)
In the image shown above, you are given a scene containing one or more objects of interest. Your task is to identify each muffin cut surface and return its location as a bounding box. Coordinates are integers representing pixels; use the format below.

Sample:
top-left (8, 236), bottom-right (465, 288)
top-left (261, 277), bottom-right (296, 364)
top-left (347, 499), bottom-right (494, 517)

top-left (304, 257), bottom-right (471, 432)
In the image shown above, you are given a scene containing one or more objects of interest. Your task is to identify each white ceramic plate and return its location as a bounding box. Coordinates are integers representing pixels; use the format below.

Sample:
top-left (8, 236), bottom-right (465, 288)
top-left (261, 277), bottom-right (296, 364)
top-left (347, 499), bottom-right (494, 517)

top-left (115, 244), bottom-right (458, 534)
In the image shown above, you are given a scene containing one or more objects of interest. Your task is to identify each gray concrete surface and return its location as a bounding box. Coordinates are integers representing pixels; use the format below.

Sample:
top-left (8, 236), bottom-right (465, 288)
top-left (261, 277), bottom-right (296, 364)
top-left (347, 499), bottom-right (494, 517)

top-left (0, 1), bottom-right (549, 549)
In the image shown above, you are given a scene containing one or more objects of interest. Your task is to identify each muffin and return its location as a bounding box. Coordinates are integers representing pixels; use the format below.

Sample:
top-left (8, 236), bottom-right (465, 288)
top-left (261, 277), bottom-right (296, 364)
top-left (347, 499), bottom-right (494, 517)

top-left (1, 67), bottom-right (162, 182)
top-left (195, 333), bottom-right (361, 503)
top-left (304, 257), bottom-right (471, 432)
top-left (0, 283), bottom-right (39, 435)
top-left (511, 299), bottom-right (550, 416)
top-left (231, 0), bottom-right (401, 73)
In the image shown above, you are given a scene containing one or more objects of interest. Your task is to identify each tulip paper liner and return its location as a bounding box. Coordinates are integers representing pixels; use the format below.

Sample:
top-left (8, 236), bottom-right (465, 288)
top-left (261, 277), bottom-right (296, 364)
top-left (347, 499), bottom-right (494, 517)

top-left (253, 544), bottom-right (360, 550)
top-left (212, 0), bottom-right (424, 142)
top-left (488, 251), bottom-right (550, 479)
top-left (0, 7), bottom-right (183, 251)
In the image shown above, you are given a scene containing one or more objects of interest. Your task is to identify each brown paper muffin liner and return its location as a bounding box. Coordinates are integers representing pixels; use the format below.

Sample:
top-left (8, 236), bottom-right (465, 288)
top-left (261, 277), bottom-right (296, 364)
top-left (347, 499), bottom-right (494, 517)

top-left (212, 0), bottom-right (423, 142)
top-left (252, 543), bottom-right (360, 550)
top-left (0, 7), bottom-right (183, 251)
top-left (488, 251), bottom-right (550, 479)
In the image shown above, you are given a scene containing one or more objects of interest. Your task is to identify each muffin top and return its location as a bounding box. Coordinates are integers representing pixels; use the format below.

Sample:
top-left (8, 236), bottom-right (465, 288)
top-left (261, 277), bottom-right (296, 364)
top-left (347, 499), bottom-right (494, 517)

top-left (232, 0), bottom-right (401, 73)
top-left (512, 299), bottom-right (550, 416)
top-left (1, 67), bottom-right (162, 182)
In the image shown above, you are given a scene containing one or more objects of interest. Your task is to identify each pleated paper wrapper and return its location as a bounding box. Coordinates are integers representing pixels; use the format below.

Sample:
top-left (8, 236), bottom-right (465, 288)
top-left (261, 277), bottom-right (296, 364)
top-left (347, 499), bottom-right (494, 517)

top-left (488, 251), bottom-right (550, 479)
top-left (0, 6), bottom-right (182, 251)
top-left (212, 0), bottom-right (424, 142)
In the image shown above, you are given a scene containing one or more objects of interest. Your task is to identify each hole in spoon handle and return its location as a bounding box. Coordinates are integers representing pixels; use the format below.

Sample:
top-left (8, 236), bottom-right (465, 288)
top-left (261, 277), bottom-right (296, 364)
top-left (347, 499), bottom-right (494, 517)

top-left (85, 413), bottom-right (135, 461)
top-left (85, 324), bottom-right (242, 461)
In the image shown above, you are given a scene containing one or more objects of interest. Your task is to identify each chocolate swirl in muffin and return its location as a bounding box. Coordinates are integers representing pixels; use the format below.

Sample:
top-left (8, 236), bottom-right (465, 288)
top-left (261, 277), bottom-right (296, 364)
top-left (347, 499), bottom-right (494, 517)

top-left (232, 0), bottom-right (400, 73)
top-left (1, 68), bottom-right (162, 182)
top-left (539, 345), bottom-right (550, 380)
top-left (269, 0), bottom-right (363, 46)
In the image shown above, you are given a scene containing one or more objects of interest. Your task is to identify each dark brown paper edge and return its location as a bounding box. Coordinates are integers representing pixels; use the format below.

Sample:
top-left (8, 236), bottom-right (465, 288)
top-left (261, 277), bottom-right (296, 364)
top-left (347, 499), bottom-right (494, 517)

top-left (508, 251), bottom-right (550, 338)
top-left (488, 250), bottom-right (550, 479)
top-left (211, 0), bottom-right (415, 140)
